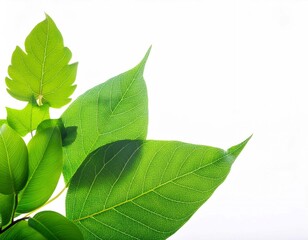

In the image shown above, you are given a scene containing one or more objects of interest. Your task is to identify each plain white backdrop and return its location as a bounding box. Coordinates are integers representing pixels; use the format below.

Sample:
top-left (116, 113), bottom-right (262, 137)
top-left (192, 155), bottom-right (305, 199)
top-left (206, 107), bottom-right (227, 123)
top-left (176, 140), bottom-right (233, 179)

top-left (0, 0), bottom-right (307, 239)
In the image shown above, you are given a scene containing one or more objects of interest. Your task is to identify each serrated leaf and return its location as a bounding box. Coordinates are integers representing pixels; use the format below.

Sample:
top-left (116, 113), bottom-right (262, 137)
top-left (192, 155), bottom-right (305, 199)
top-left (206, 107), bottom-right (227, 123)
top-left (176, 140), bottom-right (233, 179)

top-left (0, 194), bottom-right (15, 228)
top-left (66, 138), bottom-right (250, 239)
top-left (5, 14), bottom-right (77, 108)
top-left (0, 220), bottom-right (46, 240)
top-left (17, 127), bottom-right (62, 213)
top-left (0, 124), bottom-right (28, 194)
top-left (61, 48), bottom-right (150, 183)
top-left (6, 101), bottom-right (49, 136)
top-left (28, 211), bottom-right (83, 240)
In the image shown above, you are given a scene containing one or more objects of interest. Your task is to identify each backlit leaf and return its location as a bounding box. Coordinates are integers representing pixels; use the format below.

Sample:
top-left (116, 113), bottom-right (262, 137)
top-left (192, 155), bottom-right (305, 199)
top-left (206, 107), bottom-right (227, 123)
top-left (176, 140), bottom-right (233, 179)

top-left (17, 127), bottom-right (62, 213)
top-left (61, 48), bottom-right (150, 182)
top-left (0, 194), bottom-right (15, 228)
top-left (0, 221), bottom-right (46, 240)
top-left (66, 137), bottom-right (250, 239)
top-left (6, 15), bottom-right (77, 108)
top-left (0, 124), bottom-right (28, 194)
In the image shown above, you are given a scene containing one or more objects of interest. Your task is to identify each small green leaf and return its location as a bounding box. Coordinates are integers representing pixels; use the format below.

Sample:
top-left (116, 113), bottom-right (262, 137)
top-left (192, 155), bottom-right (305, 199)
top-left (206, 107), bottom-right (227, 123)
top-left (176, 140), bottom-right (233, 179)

top-left (37, 119), bottom-right (77, 147)
top-left (0, 124), bottom-right (28, 194)
top-left (28, 211), bottom-right (83, 240)
top-left (61, 48), bottom-right (150, 183)
top-left (66, 138), bottom-right (249, 239)
top-left (0, 194), bottom-right (15, 228)
top-left (6, 101), bottom-right (49, 136)
top-left (17, 127), bottom-right (62, 213)
top-left (0, 221), bottom-right (46, 240)
top-left (6, 14), bottom-right (77, 108)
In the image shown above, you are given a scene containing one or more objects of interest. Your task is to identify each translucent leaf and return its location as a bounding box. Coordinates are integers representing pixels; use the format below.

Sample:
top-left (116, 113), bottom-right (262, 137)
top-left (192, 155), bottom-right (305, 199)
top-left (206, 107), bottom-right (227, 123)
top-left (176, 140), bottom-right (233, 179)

top-left (28, 211), bottom-right (83, 240)
top-left (0, 221), bottom-right (46, 240)
top-left (6, 14), bottom-right (77, 108)
top-left (17, 127), bottom-right (62, 213)
top-left (0, 194), bottom-right (14, 228)
top-left (0, 124), bottom-right (28, 194)
top-left (66, 137), bottom-right (250, 239)
top-left (61, 48), bottom-right (150, 182)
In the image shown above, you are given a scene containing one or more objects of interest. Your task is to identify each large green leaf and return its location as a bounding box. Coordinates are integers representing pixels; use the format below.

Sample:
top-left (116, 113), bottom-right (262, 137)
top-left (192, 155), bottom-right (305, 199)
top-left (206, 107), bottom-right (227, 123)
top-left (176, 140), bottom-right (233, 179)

top-left (61, 48), bottom-right (150, 183)
top-left (6, 101), bottom-right (50, 136)
top-left (0, 194), bottom-right (15, 228)
top-left (28, 211), bottom-right (83, 240)
top-left (5, 14), bottom-right (77, 108)
top-left (0, 221), bottom-right (46, 240)
top-left (17, 127), bottom-right (62, 213)
top-left (0, 124), bottom-right (28, 194)
top-left (66, 138), bottom-right (250, 239)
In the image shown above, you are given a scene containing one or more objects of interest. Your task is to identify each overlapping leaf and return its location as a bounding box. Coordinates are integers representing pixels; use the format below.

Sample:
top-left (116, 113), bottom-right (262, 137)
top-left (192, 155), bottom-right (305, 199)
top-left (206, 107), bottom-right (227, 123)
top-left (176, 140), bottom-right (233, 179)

top-left (17, 127), bottom-right (62, 213)
top-left (28, 211), bottom-right (83, 240)
top-left (61, 48), bottom-right (150, 182)
top-left (66, 138), bottom-right (250, 239)
top-left (0, 221), bottom-right (46, 240)
top-left (0, 194), bottom-right (14, 228)
top-left (6, 15), bottom-right (77, 108)
top-left (0, 124), bottom-right (28, 194)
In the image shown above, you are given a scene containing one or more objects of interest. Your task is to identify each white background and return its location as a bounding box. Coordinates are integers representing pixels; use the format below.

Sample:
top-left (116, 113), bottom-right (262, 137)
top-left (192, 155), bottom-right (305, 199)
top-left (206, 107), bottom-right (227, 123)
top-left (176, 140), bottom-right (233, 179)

top-left (0, 0), bottom-right (308, 239)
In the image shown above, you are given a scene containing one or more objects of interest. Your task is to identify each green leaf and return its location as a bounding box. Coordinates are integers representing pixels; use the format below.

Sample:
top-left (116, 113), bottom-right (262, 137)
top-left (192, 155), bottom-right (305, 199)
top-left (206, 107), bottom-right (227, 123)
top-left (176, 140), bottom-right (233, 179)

top-left (17, 127), bottom-right (62, 213)
top-left (0, 124), bottom-right (28, 194)
top-left (37, 119), bottom-right (77, 147)
top-left (6, 101), bottom-right (50, 136)
top-left (61, 48), bottom-right (150, 183)
top-left (66, 138), bottom-right (250, 239)
top-left (0, 194), bottom-right (15, 228)
top-left (0, 221), bottom-right (46, 240)
top-left (28, 211), bottom-right (83, 240)
top-left (5, 14), bottom-right (77, 108)
top-left (0, 120), bottom-right (7, 126)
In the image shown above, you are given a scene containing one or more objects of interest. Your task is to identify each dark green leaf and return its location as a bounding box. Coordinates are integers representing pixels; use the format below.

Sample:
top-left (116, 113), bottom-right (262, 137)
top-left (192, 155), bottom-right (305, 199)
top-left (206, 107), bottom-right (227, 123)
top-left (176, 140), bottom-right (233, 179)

top-left (6, 14), bottom-right (77, 108)
top-left (66, 138), bottom-right (250, 239)
top-left (61, 48), bottom-right (150, 183)
top-left (28, 211), bottom-right (83, 240)
top-left (6, 101), bottom-right (49, 136)
top-left (0, 221), bottom-right (46, 240)
top-left (17, 127), bottom-right (62, 213)
top-left (0, 194), bottom-right (15, 228)
top-left (37, 119), bottom-right (77, 146)
top-left (0, 124), bottom-right (28, 194)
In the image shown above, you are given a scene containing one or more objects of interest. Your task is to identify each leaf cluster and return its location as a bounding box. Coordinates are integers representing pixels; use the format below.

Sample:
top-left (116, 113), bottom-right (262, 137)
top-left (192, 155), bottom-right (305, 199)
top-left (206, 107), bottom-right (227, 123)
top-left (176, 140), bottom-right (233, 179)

top-left (0, 15), bottom-right (250, 239)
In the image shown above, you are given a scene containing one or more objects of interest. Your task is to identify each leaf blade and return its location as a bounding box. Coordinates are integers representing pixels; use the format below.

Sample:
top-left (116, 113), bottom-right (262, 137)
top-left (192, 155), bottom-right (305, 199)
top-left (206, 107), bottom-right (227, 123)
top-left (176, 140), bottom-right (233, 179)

top-left (0, 221), bottom-right (46, 240)
top-left (66, 138), bottom-right (249, 239)
top-left (0, 194), bottom-right (14, 228)
top-left (61, 48), bottom-right (150, 182)
top-left (17, 127), bottom-right (63, 213)
top-left (6, 15), bottom-right (77, 108)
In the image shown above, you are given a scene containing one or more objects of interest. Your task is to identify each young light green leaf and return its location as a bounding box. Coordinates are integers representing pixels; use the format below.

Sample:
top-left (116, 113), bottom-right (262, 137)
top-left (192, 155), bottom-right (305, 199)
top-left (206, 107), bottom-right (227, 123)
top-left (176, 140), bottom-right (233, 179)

top-left (6, 14), bottom-right (77, 108)
top-left (28, 211), bottom-right (83, 240)
top-left (0, 221), bottom-right (46, 240)
top-left (0, 194), bottom-right (15, 228)
top-left (0, 124), bottom-right (28, 194)
top-left (6, 101), bottom-right (49, 136)
top-left (17, 127), bottom-right (62, 213)
top-left (66, 138), bottom-right (250, 240)
top-left (61, 48), bottom-right (150, 183)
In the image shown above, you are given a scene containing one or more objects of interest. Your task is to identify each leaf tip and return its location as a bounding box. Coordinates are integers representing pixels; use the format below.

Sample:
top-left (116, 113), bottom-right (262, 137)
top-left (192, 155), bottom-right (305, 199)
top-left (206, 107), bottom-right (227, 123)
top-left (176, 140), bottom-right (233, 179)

top-left (136, 46), bottom-right (152, 75)
top-left (227, 134), bottom-right (252, 163)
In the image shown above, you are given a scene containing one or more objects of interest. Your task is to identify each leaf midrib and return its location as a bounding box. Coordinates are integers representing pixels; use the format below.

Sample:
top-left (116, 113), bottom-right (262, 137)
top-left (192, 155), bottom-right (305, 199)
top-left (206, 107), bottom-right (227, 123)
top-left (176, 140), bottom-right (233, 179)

top-left (73, 144), bottom-right (242, 222)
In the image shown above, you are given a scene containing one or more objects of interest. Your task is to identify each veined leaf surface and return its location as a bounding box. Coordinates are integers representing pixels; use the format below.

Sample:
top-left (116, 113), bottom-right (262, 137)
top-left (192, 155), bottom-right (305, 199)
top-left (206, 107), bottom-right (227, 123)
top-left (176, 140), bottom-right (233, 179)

top-left (61, 48), bottom-right (150, 182)
top-left (0, 124), bottom-right (28, 194)
top-left (28, 211), bottom-right (83, 240)
top-left (0, 221), bottom-right (46, 240)
top-left (17, 127), bottom-right (62, 213)
top-left (0, 194), bottom-right (14, 228)
top-left (6, 15), bottom-right (77, 108)
top-left (6, 101), bottom-right (49, 136)
top-left (66, 138), bottom-right (249, 240)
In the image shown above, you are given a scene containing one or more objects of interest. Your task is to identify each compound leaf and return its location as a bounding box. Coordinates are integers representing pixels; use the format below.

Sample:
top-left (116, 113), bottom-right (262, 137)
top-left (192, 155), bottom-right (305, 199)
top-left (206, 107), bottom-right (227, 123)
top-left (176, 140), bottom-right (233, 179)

top-left (66, 137), bottom-right (250, 240)
top-left (0, 194), bottom-right (14, 228)
top-left (0, 124), bottom-right (28, 195)
top-left (17, 127), bottom-right (62, 213)
top-left (61, 48), bottom-right (150, 183)
top-left (0, 221), bottom-right (46, 240)
top-left (6, 101), bottom-right (49, 136)
top-left (28, 211), bottom-right (83, 240)
top-left (6, 14), bottom-right (77, 108)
